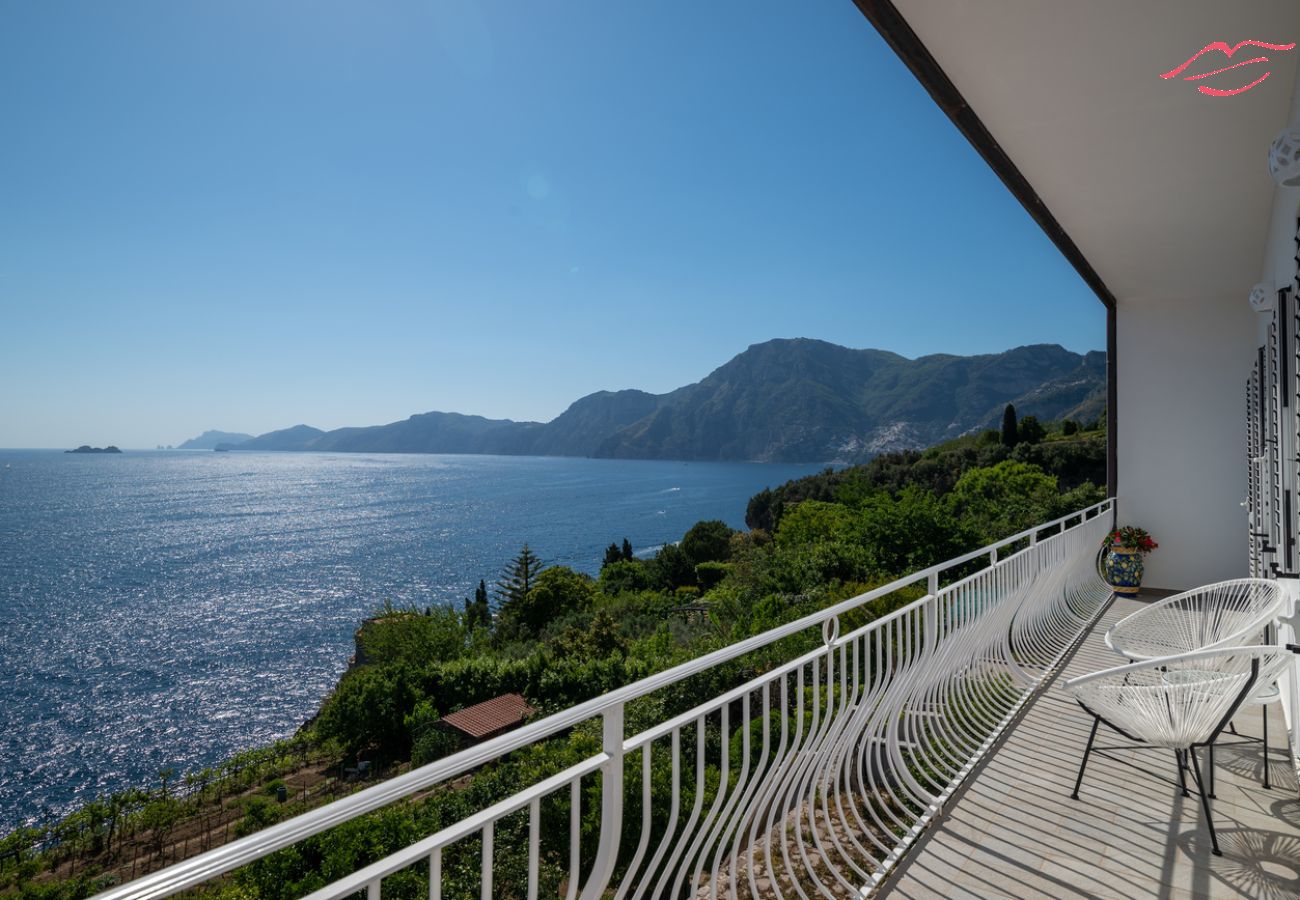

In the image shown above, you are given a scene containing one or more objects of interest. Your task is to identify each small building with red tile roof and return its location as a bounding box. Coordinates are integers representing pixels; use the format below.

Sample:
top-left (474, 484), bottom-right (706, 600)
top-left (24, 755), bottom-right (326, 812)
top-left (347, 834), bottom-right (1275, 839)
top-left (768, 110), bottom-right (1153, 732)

top-left (439, 693), bottom-right (536, 743)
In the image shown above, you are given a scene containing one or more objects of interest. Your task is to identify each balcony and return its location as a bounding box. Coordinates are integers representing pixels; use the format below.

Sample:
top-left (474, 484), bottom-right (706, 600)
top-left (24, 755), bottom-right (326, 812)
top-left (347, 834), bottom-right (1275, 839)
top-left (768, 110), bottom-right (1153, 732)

top-left (882, 591), bottom-right (1300, 900)
top-left (93, 499), bottom-right (1208, 899)
top-left (79, 494), bottom-right (1300, 899)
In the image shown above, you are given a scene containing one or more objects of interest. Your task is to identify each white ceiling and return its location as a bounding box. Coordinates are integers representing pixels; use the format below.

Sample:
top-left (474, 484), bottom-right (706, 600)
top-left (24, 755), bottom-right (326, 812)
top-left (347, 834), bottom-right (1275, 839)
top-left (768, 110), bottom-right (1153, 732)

top-left (891, 0), bottom-right (1300, 304)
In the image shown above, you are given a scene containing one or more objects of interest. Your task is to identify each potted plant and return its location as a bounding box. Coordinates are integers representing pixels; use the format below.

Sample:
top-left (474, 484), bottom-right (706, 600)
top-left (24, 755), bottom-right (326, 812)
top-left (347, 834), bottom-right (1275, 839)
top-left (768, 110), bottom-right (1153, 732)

top-left (1102, 526), bottom-right (1158, 595)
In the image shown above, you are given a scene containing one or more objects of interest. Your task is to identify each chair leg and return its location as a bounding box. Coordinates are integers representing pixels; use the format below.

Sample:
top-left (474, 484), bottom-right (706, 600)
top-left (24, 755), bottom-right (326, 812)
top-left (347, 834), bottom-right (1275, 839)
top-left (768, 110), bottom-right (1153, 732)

top-left (1263, 702), bottom-right (1270, 790)
top-left (1229, 720), bottom-right (1238, 736)
top-left (1072, 716), bottom-right (1101, 800)
top-left (1175, 749), bottom-right (1189, 797)
top-left (1208, 741), bottom-right (1215, 799)
top-left (1188, 747), bottom-right (1221, 856)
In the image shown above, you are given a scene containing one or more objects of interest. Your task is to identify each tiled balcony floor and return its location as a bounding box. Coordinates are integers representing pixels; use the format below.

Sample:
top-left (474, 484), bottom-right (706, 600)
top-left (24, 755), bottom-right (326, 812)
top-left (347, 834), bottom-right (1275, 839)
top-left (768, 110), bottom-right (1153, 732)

top-left (879, 593), bottom-right (1300, 900)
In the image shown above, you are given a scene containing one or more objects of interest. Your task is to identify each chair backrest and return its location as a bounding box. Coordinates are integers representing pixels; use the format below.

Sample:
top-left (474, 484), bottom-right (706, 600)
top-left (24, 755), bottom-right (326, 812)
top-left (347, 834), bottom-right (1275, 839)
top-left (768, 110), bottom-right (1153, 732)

top-left (1066, 645), bottom-right (1296, 749)
top-left (1105, 578), bottom-right (1283, 661)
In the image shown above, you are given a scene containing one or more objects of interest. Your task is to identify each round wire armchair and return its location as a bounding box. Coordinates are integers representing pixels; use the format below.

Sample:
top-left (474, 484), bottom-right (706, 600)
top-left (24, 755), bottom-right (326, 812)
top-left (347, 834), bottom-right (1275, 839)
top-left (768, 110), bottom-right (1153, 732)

top-left (1065, 645), bottom-right (1296, 855)
top-left (1104, 578), bottom-right (1283, 662)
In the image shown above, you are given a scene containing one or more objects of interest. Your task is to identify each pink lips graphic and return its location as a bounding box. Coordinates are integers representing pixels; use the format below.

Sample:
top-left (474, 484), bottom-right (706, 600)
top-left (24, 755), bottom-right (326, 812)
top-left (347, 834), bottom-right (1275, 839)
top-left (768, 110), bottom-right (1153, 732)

top-left (1161, 40), bottom-right (1296, 96)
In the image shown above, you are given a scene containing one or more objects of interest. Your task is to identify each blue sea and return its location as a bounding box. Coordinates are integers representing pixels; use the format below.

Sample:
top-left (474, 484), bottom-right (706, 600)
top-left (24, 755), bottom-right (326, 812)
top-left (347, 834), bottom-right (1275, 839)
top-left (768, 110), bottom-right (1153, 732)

top-left (0, 450), bottom-right (819, 831)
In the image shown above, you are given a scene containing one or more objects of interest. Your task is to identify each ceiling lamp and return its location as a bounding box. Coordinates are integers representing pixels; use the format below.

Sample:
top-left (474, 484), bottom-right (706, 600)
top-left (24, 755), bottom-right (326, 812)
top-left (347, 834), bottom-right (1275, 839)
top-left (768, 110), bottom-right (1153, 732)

top-left (1269, 125), bottom-right (1300, 186)
top-left (1249, 282), bottom-right (1275, 313)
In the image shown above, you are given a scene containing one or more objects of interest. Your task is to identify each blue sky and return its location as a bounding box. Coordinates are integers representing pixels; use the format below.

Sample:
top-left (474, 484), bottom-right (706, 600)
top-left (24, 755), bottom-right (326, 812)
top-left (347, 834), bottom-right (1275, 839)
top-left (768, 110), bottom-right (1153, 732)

top-left (0, 1), bottom-right (1104, 449)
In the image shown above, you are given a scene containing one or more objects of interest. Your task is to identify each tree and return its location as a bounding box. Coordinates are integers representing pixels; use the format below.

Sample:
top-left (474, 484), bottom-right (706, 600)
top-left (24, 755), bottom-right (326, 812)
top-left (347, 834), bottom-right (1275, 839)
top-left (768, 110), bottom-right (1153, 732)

top-left (316, 662), bottom-right (423, 757)
top-left (1062, 419), bottom-right (1079, 436)
top-left (1017, 415), bottom-right (1046, 445)
top-left (156, 767), bottom-right (175, 799)
top-left (495, 545), bottom-right (544, 608)
top-left (598, 559), bottom-right (653, 595)
top-left (405, 700), bottom-right (459, 767)
top-left (621, 538), bottom-right (634, 561)
top-left (695, 560), bottom-right (732, 590)
top-left (499, 566), bottom-right (594, 639)
top-left (585, 609), bottom-right (626, 656)
top-left (652, 543), bottom-right (696, 590)
top-left (602, 543), bottom-right (623, 568)
top-left (138, 797), bottom-right (182, 855)
top-left (464, 579), bottom-right (491, 632)
top-left (857, 486), bottom-right (975, 574)
top-left (681, 520), bottom-right (734, 566)
top-left (553, 608), bottom-right (628, 659)
top-left (233, 796), bottom-right (281, 839)
top-left (360, 604), bottom-right (467, 668)
top-left (774, 501), bottom-right (856, 548)
top-left (1001, 404), bottom-right (1019, 446)
top-left (946, 459), bottom-right (1059, 542)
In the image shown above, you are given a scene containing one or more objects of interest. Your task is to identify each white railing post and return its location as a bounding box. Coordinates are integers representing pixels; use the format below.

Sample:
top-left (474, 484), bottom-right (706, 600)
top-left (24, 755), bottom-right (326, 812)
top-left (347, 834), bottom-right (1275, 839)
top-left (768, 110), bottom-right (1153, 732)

top-left (925, 572), bottom-right (940, 651)
top-left (578, 702), bottom-right (624, 899)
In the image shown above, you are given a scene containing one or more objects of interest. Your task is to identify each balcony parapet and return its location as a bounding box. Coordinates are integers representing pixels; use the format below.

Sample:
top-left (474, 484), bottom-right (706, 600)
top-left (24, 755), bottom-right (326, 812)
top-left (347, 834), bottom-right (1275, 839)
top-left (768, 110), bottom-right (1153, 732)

top-left (96, 499), bottom-right (1116, 900)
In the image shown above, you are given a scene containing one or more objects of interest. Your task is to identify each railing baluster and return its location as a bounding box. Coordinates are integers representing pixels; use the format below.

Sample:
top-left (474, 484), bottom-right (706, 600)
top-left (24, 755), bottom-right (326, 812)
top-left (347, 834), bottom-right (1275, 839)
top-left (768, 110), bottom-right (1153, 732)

top-left (481, 823), bottom-right (493, 900)
top-left (579, 703), bottom-right (624, 899)
top-left (528, 799), bottom-right (539, 900)
top-left (566, 780), bottom-right (580, 900)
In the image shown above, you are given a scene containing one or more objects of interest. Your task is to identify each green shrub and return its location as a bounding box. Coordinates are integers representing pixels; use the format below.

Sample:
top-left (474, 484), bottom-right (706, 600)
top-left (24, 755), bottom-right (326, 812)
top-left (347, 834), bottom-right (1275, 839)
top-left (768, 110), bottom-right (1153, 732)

top-left (695, 561), bottom-right (732, 590)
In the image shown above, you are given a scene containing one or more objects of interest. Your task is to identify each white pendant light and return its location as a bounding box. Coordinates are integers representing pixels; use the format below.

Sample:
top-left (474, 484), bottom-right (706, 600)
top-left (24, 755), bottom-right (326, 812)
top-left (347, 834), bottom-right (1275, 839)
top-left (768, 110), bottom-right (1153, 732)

top-left (1249, 282), bottom-right (1276, 313)
top-left (1269, 125), bottom-right (1300, 186)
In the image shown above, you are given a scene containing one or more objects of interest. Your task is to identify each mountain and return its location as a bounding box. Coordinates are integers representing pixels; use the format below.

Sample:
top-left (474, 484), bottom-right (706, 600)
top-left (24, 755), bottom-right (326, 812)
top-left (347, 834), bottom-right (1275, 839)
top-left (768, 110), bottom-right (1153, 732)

top-left (219, 340), bottom-right (1105, 463)
top-left (317, 412), bottom-right (541, 455)
top-left (985, 350), bottom-right (1107, 429)
top-left (527, 390), bottom-right (667, 457)
top-left (177, 430), bottom-right (255, 450)
top-left (597, 341), bottom-right (1104, 461)
top-left (222, 424), bottom-right (326, 451)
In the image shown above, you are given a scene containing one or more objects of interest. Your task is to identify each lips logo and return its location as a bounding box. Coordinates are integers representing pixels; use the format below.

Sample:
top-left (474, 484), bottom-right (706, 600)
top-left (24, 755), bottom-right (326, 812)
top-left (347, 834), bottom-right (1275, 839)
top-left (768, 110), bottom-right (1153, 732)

top-left (1161, 40), bottom-right (1296, 96)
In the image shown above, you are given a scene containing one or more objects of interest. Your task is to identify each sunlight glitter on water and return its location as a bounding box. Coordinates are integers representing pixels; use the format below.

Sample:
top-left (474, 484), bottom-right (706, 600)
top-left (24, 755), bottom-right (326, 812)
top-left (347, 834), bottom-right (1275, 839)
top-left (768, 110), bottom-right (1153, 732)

top-left (0, 449), bottom-right (818, 830)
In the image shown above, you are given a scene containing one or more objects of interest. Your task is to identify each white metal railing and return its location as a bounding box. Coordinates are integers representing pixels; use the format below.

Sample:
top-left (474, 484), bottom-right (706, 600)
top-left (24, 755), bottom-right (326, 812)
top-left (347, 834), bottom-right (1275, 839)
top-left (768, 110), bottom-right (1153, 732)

top-left (96, 499), bottom-right (1116, 900)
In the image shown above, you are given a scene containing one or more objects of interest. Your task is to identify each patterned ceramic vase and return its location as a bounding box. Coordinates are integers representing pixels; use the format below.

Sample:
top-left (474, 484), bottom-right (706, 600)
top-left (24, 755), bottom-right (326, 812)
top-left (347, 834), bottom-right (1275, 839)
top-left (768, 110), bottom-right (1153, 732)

top-left (1103, 546), bottom-right (1143, 595)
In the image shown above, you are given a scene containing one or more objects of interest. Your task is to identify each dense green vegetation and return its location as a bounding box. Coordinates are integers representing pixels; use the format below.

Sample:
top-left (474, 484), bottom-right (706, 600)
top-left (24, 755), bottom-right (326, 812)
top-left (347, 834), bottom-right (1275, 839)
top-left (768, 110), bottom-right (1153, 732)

top-left (4, 418), bottom-right (1106, 898)
top-left (746, 417), bottom-right (1104, 531)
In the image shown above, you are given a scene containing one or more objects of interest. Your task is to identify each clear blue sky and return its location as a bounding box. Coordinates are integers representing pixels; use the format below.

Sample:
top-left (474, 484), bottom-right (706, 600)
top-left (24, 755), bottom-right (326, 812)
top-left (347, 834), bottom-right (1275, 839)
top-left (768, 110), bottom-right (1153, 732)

top-left (0, 0), bottom-right (1104, 449)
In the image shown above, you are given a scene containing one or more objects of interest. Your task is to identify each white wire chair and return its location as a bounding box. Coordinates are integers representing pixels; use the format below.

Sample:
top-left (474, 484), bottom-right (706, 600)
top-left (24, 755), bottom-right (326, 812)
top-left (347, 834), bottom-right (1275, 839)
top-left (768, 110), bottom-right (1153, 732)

top-left (1103, 578), bottom-right (1283, 662)
top-left (1065, 645), bottom-right (1297, 855)
top-left (1103, 577), bottom-right (1285, 786)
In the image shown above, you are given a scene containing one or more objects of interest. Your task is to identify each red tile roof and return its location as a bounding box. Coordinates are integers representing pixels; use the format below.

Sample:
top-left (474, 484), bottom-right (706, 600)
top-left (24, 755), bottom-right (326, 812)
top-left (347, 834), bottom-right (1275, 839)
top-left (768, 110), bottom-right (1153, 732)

top-left (441, 693), bottom-right (536, 740)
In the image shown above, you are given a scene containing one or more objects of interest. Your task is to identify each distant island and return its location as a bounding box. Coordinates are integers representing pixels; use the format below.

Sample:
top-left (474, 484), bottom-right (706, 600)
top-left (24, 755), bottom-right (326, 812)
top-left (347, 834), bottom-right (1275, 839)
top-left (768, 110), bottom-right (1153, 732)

top-left (202, 339), bottom-right (1105, 465)
top-left (66, 445), bottom-right (122, 454)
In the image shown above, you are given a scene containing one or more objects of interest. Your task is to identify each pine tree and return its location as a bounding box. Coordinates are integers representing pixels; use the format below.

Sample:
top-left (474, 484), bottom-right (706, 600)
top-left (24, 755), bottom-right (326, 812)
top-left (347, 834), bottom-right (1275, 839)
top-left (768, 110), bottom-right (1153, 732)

top-left (622, 538), bottom-right (634, 561)
top-left (495, 544), bottom-right (544, 608)
top-left (1001, 404), bottom-right (1019, 447)
top-left (464, 579), bottom-right (491, 631)
top-left (603, 542), bottom-right (623, 568)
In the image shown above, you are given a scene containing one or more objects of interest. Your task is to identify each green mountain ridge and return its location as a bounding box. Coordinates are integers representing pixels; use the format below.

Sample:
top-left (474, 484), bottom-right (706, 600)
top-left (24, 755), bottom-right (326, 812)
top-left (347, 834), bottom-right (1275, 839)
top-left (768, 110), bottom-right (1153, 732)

top-left (216, 339), bottom-right (1105, 463)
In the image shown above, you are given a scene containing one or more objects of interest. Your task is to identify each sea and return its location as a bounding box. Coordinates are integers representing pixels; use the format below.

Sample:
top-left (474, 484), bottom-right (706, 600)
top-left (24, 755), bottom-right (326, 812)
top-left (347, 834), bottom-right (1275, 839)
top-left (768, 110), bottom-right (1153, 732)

top-left (0, 449), bottom-right (820, 831)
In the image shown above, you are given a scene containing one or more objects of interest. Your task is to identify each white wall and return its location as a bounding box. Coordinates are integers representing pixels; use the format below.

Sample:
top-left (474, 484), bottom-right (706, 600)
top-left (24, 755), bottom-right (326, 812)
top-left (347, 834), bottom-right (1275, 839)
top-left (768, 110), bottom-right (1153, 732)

top-left (1116, 294), bottom-right (1256, 590)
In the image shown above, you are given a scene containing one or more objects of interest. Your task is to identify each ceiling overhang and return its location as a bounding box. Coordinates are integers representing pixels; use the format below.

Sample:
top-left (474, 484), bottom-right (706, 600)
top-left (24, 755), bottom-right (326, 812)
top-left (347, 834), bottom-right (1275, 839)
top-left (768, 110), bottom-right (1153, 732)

top-left (854, 0), bottom-right (1300, 306)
